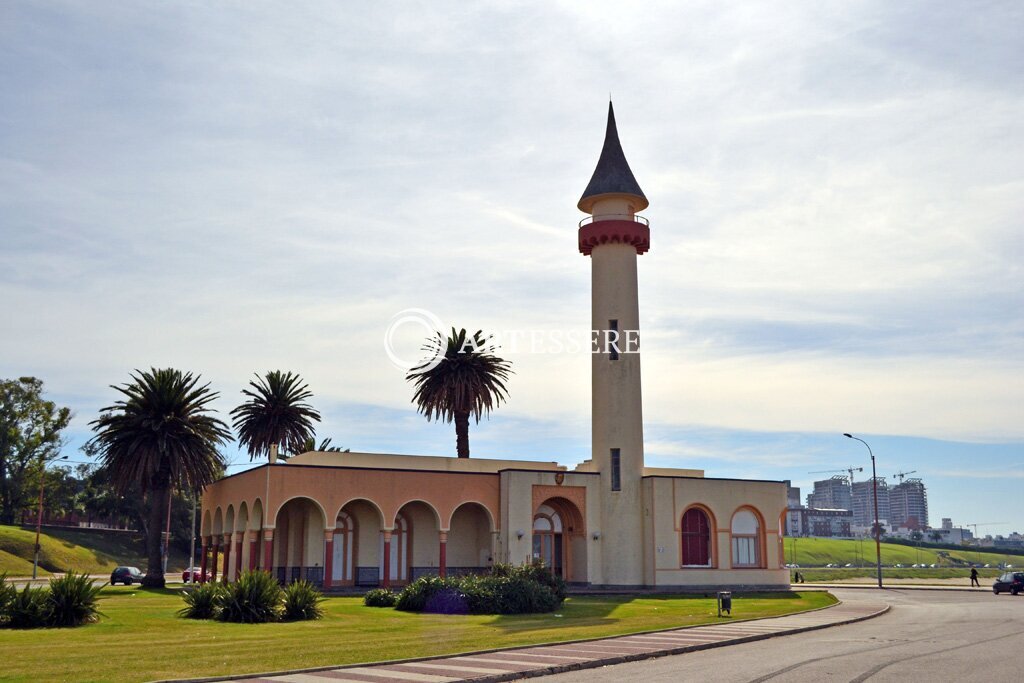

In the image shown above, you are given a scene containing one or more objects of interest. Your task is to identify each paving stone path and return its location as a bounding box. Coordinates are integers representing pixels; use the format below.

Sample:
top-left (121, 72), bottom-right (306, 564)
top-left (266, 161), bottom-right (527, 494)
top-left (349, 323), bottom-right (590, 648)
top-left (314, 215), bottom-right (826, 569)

top-left (209, 600), bottom-right (888, 683)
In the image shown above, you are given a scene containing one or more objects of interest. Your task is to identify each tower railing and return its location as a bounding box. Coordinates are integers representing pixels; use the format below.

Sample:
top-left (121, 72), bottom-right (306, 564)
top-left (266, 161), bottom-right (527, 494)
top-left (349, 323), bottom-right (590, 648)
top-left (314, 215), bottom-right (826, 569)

top-left (578, 214), bottom-right (649, 228)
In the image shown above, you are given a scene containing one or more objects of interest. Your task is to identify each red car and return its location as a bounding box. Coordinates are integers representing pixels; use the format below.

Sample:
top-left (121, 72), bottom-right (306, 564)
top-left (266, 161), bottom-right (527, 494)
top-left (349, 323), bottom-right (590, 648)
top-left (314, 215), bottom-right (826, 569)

top-left (182, 567), bottom-right (209, 583)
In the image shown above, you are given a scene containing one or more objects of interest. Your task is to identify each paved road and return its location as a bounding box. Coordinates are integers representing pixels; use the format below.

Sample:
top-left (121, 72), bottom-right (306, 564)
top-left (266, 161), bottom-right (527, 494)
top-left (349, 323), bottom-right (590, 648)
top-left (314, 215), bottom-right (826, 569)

top-left (542, 588), bottom-right (1024, 682)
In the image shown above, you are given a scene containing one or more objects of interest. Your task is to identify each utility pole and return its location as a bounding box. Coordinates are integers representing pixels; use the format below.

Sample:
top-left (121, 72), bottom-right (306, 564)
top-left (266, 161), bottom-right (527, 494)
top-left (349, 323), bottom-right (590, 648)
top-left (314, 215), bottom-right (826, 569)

top-left (32, 454), bottom-right (68, 580)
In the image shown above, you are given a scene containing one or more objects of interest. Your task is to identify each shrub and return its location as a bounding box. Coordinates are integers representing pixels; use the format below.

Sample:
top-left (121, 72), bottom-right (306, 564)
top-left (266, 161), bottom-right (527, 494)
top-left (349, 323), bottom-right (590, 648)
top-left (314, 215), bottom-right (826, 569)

top-left (7, 585), bottom-right (50, 628)
top-left (217, 570), bottom-right (282, 623)
top-left (395, 575), bottom-right (464, 613)
top-left (395, 564), bottom-right (565, 615)
top-left (362, 588), bottom-right (397, 608)
top-left (282, 580), bottom-right (325, 621)
top-left (47, 571), bottom-right (103, 627)
top-left (178, 581), bottom-right (225, 620)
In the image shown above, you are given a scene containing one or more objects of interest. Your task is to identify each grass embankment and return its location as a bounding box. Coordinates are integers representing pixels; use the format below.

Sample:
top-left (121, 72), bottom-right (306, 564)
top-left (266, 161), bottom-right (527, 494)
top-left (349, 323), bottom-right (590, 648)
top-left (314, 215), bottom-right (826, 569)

top-left (783, 537), bottom-right (1017, 583)
top-left (0, 525), bottom-right (188, 576)
top-left (0, 588), bottom-right (836, 682)
top-left (783, 536), bottom-right (1017, 568)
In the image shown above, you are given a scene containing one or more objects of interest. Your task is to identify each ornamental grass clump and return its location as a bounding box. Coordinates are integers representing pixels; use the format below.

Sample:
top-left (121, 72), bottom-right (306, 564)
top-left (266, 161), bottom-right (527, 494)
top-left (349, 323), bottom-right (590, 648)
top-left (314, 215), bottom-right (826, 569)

top-left (178, 581), bottom-right (225, 620)
top-left (216, 570), bottom-right (283, 623)
top-left (7, 585), bottom-right (50, 628)
top-left (281, 579), bottom-right (325, 621)
top-left (46, 571), bottom-right (104, 627)
top-left (362, 588), bottom-right (397, 608)
top-left (0, 574), bottom-right (16, 624)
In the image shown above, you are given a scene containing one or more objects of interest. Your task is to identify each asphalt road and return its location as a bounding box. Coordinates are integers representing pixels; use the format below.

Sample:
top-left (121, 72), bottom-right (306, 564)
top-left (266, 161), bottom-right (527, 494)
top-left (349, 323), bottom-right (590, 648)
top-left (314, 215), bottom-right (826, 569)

top-left (542, 588), bottom-right (1024, 682)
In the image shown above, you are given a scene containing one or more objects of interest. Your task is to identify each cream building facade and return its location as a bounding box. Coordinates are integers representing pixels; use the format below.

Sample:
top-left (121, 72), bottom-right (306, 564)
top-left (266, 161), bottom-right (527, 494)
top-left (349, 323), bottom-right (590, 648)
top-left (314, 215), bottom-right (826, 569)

top-left (199, 104), bottom-right (789, 590)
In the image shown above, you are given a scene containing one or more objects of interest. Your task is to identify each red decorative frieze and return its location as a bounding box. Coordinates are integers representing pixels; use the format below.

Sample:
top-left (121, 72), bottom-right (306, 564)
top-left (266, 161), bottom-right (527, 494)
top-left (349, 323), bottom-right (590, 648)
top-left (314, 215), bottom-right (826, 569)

top-left (578, 219), bottom-right (650, 255)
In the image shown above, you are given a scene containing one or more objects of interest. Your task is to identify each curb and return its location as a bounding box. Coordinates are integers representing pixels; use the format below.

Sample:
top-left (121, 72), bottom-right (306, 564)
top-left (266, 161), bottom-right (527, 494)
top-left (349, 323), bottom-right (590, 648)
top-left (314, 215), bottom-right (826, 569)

top-left (155, 596), bottom-right (887, 683)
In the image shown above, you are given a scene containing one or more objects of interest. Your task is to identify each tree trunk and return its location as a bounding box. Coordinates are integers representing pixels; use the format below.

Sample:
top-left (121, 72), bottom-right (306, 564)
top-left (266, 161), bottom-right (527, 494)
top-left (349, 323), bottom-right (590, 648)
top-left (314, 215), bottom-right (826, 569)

top-left (455, 411), bottom-right (470, 458)
top-left (143, 485), bottom-right (168, 587)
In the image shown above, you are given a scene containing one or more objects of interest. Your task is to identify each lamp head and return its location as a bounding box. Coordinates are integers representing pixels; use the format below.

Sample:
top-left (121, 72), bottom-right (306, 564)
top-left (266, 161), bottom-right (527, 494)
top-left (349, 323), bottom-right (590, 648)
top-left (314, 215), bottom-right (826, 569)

top-left (843, 433), bottom-right (853, 438)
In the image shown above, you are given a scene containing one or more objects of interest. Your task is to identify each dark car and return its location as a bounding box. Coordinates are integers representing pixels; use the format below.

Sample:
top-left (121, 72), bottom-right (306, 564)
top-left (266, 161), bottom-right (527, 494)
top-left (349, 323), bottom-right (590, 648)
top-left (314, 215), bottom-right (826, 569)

top-left (992, 571), bottom-right (1024, 595)
top-left (110, 566), bottom-right (145, 585)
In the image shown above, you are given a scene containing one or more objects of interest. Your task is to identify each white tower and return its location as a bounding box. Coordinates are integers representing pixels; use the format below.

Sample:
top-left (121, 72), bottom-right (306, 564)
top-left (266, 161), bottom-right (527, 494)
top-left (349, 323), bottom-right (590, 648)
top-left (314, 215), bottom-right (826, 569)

top-left (578, 103), bottom-right (650, 585)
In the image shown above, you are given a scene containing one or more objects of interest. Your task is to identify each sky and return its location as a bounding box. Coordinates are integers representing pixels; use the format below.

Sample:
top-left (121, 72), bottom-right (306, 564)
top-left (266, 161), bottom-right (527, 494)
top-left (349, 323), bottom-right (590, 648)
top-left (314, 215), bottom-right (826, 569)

top-left (1, 1), bottom-right (1021, 536)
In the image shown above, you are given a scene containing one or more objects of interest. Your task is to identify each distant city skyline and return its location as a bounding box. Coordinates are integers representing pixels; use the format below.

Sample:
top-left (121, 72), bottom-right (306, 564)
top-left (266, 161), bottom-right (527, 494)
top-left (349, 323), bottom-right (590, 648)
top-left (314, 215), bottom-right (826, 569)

top-left (2, 2), bottom-right (1021, 536)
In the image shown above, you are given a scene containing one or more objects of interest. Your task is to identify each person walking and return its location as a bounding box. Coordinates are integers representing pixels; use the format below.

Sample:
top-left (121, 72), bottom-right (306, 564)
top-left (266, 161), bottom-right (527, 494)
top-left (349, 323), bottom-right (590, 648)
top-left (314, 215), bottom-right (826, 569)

top-left (970, 567), bottom-right (980, 587)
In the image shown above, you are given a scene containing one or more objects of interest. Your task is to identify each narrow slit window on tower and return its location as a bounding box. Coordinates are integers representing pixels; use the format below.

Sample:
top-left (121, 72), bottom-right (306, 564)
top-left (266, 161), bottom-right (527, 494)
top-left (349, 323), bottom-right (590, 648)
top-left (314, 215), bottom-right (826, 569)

top-left (608, 319), bottom-right (619, 360)
top-left (610, 448), bottom-right (621, 491)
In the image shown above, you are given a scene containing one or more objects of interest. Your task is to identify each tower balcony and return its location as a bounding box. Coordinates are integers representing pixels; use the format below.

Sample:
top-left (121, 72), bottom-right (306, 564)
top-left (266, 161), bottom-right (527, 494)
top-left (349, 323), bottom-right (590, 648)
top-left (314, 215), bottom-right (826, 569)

top-left (578, 214), bottom-right (650, 256)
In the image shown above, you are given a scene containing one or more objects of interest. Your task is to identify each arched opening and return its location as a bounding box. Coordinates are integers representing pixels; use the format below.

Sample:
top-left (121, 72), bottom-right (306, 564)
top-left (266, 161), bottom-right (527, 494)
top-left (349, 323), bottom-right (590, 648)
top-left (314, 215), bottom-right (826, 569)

top-left (532, 497), bottom-right (586, 582)
top-left (392, 500), bottom-right (441, 584)
top-left (681, 506), bottom-right (714, 567)
top-left (273, 497), bottom-right (327, 585)
top-left (731, 507), bottom-right (764, 568)
top-left (248, 498), bottom-right (264, 571)
top-left (381, 512), bottom-right (409, 583)
top-left (222, 505), bottom-right (236, 581)
top-left (235, 502), bottom-right (250, 577)
top-left (331, 509), bottom-right (356, 584)
top-left (337, 499), bottom-right (383, 587)
top-left (448, 502), bottom-right (493, 577)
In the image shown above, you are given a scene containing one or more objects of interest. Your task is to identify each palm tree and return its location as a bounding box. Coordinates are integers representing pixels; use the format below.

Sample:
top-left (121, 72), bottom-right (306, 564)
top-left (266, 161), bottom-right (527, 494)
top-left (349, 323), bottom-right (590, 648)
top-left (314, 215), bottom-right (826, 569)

top-left (288, 436), bottom-right (349, 457)
top-left (88, 368), bottom-right (230, 587)
top-left (231, 371), bottom-right (321, 462)
top-left (929, 531), bottom-right (943, 543)
top-left (406, 328), bottom-right (511, 458)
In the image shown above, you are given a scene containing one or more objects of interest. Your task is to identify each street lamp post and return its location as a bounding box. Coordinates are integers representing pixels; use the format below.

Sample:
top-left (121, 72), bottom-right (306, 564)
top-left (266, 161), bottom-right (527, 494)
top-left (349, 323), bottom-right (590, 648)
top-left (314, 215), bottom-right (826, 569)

top-left (844, 433), bottom-right (883, 589)
top-left (32, 454), bottom-right (68, 580)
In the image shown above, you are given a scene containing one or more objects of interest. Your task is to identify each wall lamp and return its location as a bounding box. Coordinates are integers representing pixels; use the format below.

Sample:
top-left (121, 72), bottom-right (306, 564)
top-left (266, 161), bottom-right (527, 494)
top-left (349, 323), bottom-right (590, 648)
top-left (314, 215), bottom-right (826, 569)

top-left (592, 531), bottom-right (601, 540)
top-left (516, 529), bottom-right (524, 539)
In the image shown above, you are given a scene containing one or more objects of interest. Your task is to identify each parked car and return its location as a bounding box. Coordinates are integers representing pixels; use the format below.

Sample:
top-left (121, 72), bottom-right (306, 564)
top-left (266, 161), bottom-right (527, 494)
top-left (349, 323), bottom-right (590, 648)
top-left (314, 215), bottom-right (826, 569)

top-left (110, 566), bottom-right (144, 585)
top-left (993, 572), bottom-right (1024, 595)
top-left (182, 567), bottom-right (209, 583)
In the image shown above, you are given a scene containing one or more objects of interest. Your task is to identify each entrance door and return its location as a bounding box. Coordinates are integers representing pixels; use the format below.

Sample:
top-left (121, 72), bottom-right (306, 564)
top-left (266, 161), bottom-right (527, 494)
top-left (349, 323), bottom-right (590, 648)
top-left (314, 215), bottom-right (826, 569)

top-left (532, 506), bottom-right (564, 577)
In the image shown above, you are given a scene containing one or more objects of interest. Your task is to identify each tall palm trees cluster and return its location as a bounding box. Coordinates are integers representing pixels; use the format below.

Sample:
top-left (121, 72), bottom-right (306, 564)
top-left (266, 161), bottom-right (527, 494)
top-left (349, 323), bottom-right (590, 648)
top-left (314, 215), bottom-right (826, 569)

top-left (87, 328), bottom-right (510, 587)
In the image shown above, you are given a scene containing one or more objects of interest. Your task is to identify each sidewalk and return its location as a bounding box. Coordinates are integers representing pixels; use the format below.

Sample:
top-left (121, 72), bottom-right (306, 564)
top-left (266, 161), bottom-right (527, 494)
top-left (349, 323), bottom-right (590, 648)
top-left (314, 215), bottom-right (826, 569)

top-left (175, 599), bottom-right (888, 683)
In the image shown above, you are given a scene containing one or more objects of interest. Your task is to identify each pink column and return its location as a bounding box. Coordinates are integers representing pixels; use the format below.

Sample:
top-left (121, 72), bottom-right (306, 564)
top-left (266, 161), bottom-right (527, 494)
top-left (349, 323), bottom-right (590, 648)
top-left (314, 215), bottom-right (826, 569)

top-left (248, 531), bottom-right (258, 571)
top-left (323, 530), bottom-right (335, 589)
top-left (382, 530), bottom-right (393, 589)
top-left (234, 535), bottom-right (243, 577)
top-left (439, 531), bottom-right (448, 579)
top-left (210, 540), bottom-right (220, 582)
top-left (262, 529), bottom-right (274, 572)
top-left (220, 534), bottom-right (231, 582)
top-left (198, 537), bottom-right (209, 583)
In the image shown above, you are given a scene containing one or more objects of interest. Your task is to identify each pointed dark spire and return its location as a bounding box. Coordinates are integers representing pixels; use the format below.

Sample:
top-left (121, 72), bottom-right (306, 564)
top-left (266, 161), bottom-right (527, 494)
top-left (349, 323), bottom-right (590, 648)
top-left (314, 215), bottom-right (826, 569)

top-left (578, 102), bottom-right (648, 213)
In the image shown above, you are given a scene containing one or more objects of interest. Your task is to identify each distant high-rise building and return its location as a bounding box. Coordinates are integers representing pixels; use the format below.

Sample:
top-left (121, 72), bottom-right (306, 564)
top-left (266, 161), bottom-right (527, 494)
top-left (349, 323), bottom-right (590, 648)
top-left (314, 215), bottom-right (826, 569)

top-left (851, 478), bottom-right (890, 527)
top-left (785, 481), bottom-right (801, 508)
top-left (942, 518), bottom-right (953, 530)
top-left (890, 478), bottom-right (928, 530)
top-left (806, 476), bottom-right (851, 511)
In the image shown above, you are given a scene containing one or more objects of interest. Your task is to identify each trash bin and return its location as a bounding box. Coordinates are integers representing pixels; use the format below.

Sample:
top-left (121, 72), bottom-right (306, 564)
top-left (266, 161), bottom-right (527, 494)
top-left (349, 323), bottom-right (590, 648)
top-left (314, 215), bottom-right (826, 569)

top-left (717, 590), bottom-right (732, 616)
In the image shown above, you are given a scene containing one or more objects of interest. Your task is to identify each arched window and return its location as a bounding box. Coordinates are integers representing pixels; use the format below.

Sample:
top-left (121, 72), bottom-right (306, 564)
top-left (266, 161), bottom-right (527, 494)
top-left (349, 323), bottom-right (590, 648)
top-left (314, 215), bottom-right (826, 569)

top-left (731, 509), bottom-right (762, 567)
top-left (681, 508), bottom-right (712, 567)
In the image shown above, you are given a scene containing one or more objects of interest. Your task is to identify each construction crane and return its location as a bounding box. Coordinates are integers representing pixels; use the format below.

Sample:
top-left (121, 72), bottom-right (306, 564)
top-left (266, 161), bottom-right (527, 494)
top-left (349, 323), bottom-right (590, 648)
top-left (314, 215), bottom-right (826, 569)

top-left (808, 466), bottom-right (864, 483)
top-left (892, 470), bottom-right (918, 482)
top-left (966, 522), bottom-right (1005, 536)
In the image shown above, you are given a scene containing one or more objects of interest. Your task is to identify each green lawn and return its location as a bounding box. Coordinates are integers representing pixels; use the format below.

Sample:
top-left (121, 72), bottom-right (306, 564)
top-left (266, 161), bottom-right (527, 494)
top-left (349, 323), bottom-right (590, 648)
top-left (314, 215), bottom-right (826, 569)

top-left (0, 588), bottom-right (836, 682)
top-left (782, 536), bottom-right (1019, 569)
